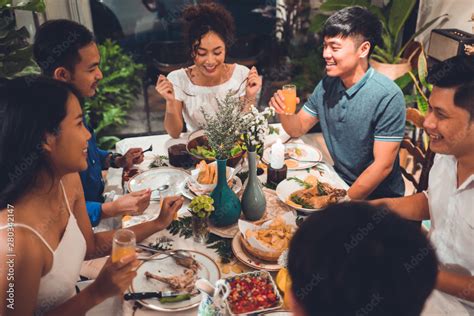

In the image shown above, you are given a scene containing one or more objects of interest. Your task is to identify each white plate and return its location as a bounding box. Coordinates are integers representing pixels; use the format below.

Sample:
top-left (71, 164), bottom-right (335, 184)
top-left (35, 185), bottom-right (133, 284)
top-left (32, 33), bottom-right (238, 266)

top-left (262, 143), bottom-right (322, 170)
top-left (129, 250), bottom-right (220, 312)
top-left (127, 167), bottom-right (189, 200)
top-left (182, 176), bottom-right (242, 200)
top-left (275, 169), bottom-right (347, 214)
top-left (231, 234), bottom-right (281, 272)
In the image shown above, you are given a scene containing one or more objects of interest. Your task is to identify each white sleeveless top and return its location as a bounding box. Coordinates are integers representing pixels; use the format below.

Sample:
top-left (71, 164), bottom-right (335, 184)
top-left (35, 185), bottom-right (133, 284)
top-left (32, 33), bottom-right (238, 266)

top-left (167, 64), bottom-right (250, 132)
top-left (0, 182), bottom-right (87, 315)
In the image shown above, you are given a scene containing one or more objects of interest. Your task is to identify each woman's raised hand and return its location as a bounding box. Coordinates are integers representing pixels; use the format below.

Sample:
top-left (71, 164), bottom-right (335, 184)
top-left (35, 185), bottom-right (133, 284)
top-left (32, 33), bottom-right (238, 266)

top-left (155, 75), bottom-right (176, 102)
top-left (245, 66), bottom-right (262, 100)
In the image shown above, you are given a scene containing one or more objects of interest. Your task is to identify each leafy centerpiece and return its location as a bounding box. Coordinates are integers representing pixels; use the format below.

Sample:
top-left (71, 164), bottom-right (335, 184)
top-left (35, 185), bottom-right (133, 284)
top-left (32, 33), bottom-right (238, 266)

top-left (200, 93), bottom-right (244, 227)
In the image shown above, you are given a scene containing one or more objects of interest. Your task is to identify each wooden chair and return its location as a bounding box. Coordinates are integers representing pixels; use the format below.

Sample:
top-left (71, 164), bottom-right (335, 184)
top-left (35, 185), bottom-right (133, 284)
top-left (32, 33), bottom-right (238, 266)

top-left (400, 108), bottom-right (435, 193)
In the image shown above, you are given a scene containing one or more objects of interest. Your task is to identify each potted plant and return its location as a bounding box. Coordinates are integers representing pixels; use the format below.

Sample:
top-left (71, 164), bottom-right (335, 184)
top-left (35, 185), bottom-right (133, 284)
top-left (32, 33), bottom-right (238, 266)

top-left (239, 105), bottom-right (275, 221)
top-left (84, 39), bottom-right (145, 149)
top-left (395, 43), bottom-right (431, 169)
top-left (200, 93), bottom-right (244, 227)
top-left (188, 195), bottom-right (214, 244)
top-left (0, 0), bottom-right (45, 78)
top-left (310, 0), bottom-right (447, 80)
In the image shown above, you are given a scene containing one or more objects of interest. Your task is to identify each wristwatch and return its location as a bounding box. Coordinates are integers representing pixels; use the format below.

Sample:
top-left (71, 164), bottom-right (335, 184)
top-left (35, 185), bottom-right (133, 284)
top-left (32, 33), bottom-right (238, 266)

top-left (109, 152), bottom-right (123, 168)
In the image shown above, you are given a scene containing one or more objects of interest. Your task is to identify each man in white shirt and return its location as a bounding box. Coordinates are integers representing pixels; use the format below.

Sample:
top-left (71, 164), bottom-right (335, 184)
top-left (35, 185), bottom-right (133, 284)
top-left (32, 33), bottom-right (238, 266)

top-left (372, 55), bottom-right (474, 311)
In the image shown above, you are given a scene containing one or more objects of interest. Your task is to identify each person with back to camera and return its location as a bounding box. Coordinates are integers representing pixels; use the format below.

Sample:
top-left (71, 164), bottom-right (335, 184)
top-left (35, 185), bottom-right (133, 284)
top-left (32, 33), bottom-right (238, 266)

top-left (155, 2), bottom-right (262, 138)
top-left (287, 202), bottom-right (438, 316)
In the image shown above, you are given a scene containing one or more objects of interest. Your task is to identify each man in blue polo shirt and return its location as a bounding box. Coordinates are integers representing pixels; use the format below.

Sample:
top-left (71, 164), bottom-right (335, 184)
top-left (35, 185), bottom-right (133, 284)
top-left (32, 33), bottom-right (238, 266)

top-left (270, 6), bottom-right (405, 200)
top-left (33, 20), bottom-right (152, 226)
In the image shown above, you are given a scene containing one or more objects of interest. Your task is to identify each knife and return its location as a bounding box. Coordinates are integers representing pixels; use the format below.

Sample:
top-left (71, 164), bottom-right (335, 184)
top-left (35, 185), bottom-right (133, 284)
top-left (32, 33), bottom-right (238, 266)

top-left (124, 291), bottom-right (188, 301)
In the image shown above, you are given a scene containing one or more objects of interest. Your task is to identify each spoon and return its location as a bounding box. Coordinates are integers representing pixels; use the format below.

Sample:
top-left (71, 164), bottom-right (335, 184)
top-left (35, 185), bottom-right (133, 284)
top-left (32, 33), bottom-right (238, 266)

top-left (152, 184), bottom-right (169, 192)
top-left (142, 145), bottom-right (153, 154)
top-left (151, 184), bottom-right (170, 201)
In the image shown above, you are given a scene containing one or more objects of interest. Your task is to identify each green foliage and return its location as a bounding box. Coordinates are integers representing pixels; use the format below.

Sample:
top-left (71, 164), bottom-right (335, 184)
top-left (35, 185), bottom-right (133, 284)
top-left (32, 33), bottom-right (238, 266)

top-left (289, 195), bottom-right (313, 209)
top-left (201, 93), bottom-right (245, 160)
top-left (206, 234), bottom-right (234, 264)
top-left (292, 45), bottom-right (325, 96)
top-left (0, 0), bottom-right (45, 78)
top-left (83, 39), bottom-right (144, 149)
top-left (167, 217), bottom-right (234, 263)
top-left (288, 177), bottom-right (312, 189)
top-left (311, 0), bottom-right (447, 64)
top-left (168, 217), bottom-right (193, 239)
top-left (0, 0), bottom-right (45, 11)
top-left (395, 45), bottom-right (432, 115)
top-left (189, 195), bottom-right (214, 218)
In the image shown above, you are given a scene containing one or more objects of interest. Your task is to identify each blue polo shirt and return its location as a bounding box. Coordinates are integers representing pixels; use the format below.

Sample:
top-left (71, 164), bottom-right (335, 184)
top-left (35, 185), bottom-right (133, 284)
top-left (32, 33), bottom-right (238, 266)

top-left (303, 67), bottom-right (405, 198)
top-left (79, 122), bottom-right (110, 226)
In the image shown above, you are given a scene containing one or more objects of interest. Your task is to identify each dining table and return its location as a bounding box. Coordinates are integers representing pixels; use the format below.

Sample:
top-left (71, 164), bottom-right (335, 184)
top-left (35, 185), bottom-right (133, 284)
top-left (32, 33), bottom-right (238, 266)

top-left (98, 124), bottom-right (469, 316)
top-left (98, 124), bottom-right (336, 315)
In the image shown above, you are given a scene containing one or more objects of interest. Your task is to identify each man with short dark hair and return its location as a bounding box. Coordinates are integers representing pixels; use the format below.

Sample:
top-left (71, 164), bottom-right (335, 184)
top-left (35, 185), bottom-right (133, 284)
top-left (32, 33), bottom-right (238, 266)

top-left (372, 55), bottom-right (474, 312)
top-left (287, 202), bottom-right (438, 316)
top-left (270, 6), bottom-right (406, 200)
top-left (33, 20), bottom-right (151, 226)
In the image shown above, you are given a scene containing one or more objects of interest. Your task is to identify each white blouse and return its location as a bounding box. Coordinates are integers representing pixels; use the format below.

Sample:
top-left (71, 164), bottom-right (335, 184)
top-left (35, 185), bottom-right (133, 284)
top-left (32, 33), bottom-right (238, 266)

top-left (167, 64), bottom-right (250, 132)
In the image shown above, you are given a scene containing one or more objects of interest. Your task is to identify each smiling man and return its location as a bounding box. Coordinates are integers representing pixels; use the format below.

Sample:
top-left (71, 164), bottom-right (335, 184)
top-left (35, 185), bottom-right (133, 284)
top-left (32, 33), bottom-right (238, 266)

top-left (372, 55), bottom-right (474, 312)
top-left (33, 20), bottom-right (152, 226)
top-left (270, 6), bottom-right (405, 200)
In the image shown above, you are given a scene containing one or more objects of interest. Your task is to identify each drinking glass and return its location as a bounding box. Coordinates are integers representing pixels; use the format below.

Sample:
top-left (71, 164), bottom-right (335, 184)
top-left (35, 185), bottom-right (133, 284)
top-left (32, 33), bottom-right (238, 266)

top-left (281, 84), bottom-right (297, 114)
top-left (111, 229), bottom-right (136, 263)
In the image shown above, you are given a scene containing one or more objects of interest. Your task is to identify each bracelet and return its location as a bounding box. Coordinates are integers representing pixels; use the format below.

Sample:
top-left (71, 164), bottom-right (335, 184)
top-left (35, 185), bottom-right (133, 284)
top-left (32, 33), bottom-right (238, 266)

top-left (109, 153), bottom-right (123, 168)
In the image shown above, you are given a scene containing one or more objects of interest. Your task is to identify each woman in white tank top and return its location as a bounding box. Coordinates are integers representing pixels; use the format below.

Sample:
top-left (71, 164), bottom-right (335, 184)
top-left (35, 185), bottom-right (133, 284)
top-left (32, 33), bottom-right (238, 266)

top-left (0, 77), bottom-right (183, 315)
top-left (155, 2), bottom-right (262, 138)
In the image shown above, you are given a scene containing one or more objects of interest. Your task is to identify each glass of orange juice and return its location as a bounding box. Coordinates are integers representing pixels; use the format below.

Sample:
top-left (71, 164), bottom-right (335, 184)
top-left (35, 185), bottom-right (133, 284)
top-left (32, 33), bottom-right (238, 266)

top-left (281, 84), bottom-right (297, 114)
top-left (111, 229), bottom-right (136, 263)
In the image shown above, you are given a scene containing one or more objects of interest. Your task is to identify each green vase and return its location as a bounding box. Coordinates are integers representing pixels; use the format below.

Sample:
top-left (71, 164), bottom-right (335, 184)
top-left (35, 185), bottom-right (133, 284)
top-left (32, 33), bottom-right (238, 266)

top-left (241, 151), bottom-right (266, 221)
top-left (209, 159), bottom-right (241, 227)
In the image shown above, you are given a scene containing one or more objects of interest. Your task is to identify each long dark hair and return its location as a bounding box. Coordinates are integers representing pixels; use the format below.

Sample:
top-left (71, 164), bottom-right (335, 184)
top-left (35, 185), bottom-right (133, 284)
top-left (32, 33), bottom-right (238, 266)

top-left (0, 76), bottom-right (81, 209)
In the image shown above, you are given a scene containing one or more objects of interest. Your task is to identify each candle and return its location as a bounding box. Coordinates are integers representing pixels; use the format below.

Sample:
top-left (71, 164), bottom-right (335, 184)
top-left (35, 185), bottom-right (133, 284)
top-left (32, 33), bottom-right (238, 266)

top-left (270, 139), bottom-right (285, 169)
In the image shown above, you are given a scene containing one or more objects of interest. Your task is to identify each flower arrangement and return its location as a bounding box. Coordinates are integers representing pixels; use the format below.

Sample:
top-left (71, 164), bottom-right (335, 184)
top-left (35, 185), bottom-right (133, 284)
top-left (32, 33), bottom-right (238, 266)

top-left (201, 93), bottom-right (245, 160)
top-left (189, 195), bottom-right (215, 218)
top-left (239, 105), bottom-right (275, 152)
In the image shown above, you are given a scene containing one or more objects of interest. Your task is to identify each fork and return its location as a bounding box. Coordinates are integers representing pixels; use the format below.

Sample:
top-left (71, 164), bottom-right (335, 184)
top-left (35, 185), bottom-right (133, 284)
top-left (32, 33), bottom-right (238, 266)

top-left (284, 152), bottom-right (321, 163)
top-left (229, 77), bottom-right (248, 96)
top-left (136, 244), bottom-right (192, 261)
top-left (141, 144), bottom-right (153, 154)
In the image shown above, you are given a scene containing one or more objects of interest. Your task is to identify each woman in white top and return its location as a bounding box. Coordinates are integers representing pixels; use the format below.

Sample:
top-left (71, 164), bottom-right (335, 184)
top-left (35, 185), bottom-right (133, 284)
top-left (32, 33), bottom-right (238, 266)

top-left (156, 2), bottom-right (262, 138)
top-left (0, 77), bottom-right (183, 315)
